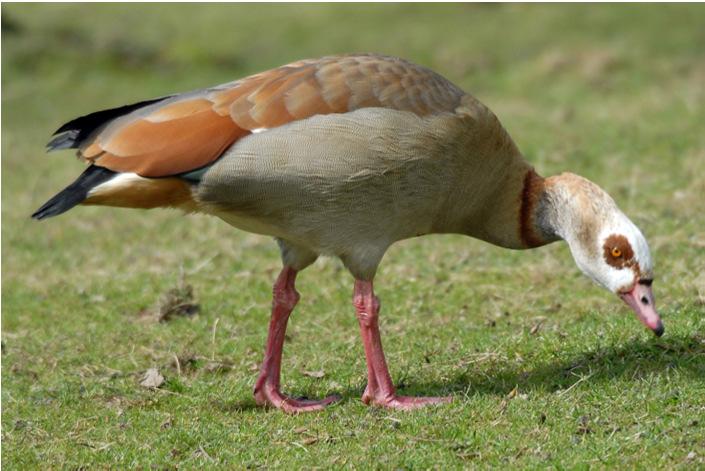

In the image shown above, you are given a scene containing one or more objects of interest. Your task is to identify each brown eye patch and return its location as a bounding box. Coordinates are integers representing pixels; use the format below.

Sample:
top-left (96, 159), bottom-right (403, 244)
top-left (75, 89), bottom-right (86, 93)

top-left (603, 234), bottom-right (635, 269)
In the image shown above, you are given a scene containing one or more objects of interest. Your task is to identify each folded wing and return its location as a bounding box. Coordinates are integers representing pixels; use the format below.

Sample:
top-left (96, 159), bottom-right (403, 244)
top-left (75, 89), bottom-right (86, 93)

top-left (51, 54), bottom-right (466, 178)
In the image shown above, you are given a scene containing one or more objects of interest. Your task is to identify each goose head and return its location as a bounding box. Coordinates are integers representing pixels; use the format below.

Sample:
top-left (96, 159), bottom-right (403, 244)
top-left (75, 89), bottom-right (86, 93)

top-left (541, 173), bottom-right (663, 336)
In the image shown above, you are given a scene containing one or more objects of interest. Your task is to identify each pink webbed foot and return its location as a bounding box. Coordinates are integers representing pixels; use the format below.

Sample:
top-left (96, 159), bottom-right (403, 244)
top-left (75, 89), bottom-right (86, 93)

top-left (362, 387), bottom-right (452, 410)
top-left (254, 382), bottom-right (339, 414)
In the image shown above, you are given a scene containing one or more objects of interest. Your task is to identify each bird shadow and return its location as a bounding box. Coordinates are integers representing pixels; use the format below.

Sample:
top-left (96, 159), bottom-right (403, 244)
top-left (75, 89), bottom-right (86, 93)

top-left (218, 333), bottom-right (704, 411)
top-left (399, 333), bottom-right (705, 399)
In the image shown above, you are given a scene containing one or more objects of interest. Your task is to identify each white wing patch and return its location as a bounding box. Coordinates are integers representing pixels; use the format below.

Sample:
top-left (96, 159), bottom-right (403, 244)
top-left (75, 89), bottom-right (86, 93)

top-left (87, 172), bottom-right (150, 197)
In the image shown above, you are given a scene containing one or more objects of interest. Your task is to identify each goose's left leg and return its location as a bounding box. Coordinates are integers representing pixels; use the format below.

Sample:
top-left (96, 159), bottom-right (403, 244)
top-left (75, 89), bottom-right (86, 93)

top-left (353, 279), bottom-right (452, 410)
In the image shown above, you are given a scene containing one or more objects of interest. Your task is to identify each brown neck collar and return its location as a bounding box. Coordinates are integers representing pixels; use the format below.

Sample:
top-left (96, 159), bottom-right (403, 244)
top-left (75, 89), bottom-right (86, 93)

top-left (518, 169), bottom-right (559, 248)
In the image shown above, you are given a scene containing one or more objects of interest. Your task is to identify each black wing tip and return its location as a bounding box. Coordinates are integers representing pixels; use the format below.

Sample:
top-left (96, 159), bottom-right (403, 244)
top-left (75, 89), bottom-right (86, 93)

top-left (46, 130), bottom-right (80, 152)
top-left (54, 120), bottom-right (80, 136)
top-left (46, 95), bottom-right (172, 151)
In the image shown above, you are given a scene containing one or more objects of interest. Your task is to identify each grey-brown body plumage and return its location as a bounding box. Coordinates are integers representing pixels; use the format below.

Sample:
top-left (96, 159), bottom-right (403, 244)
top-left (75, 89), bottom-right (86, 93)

top-left (196, 104), bottom-right (530, 279)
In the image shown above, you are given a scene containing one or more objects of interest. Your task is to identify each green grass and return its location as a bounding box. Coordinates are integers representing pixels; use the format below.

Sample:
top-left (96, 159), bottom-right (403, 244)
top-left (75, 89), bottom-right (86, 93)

top-left (3, 3), bottom-right (705, 468)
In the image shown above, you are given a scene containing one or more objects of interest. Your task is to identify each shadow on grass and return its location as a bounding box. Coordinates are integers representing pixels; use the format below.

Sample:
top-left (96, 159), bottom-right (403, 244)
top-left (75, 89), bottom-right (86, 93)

top-left (218, 334), bottom-right (704, 411)
top-left (406, 333), bottom-right (705, 399)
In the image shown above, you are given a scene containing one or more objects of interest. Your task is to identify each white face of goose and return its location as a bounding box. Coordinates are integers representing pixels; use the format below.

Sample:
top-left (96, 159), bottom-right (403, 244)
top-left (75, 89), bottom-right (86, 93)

top-left (569, 212), bottom-right (663, 336)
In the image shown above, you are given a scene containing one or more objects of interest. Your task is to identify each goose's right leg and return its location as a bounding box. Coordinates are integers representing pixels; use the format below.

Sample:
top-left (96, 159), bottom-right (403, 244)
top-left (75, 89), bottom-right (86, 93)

top-left (353, 279), bottom-right (452, 410)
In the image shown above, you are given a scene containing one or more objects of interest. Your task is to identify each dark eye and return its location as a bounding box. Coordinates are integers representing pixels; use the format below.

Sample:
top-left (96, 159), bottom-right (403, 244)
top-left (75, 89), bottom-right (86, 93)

top-left (638, 279), bottom-right (653, 287)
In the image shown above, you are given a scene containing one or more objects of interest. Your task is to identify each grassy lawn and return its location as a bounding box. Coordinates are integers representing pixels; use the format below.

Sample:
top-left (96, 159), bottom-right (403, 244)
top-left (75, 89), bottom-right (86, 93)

top-left (2, 3), bottom-right (704, 468)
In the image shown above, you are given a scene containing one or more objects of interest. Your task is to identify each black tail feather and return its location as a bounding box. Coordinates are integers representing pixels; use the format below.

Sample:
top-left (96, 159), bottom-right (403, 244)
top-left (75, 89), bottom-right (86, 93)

top-left (47, 96), bottom-right (171, 151)
top-left (31, 166), bottom-right (117, 220)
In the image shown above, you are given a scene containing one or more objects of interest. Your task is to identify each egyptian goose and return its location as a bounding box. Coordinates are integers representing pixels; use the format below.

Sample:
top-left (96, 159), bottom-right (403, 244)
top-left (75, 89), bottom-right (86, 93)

top-left (33, 54), bottom-right (662, 412)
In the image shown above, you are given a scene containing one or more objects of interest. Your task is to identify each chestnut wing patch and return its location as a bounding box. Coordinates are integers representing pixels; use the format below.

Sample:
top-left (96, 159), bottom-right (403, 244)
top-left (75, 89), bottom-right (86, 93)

top-left (84, 98), bottom-right (247, 176)
top-left (60, 54), bottom-right (465, 178)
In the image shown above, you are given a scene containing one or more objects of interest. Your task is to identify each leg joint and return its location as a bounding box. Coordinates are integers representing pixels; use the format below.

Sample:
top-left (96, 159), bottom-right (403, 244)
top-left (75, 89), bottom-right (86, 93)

top-left (272, 266), bottom-right (300, 310)
top-left (353, 294), bottom-right (380, 327)
top-left (273, 286), bottom-right (300, 311)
